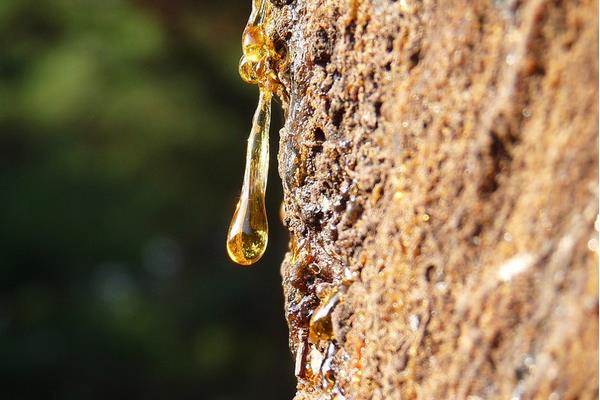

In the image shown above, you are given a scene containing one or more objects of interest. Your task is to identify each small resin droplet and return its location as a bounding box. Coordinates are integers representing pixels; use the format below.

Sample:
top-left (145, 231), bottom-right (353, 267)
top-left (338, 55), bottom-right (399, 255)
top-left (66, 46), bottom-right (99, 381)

top-left (309, 289), bottom-right (341, 343)
top-left (239, 56), bottom-right (258, 84)
top-left (227, 90), bottom-right (272, 265)
top-left (239, 55), bottom-right (268, 85)
top-left (279, 200), bottom-right (286, 225)
top-left (242, 25), bottom-right (268, 62)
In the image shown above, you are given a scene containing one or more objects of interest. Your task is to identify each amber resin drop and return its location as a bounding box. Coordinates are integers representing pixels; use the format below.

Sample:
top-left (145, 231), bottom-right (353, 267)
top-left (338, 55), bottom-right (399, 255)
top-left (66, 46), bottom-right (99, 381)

top-left (228, 0), bottom-right (284, 266)
top-left (227, 90), bottom-right (272, 265)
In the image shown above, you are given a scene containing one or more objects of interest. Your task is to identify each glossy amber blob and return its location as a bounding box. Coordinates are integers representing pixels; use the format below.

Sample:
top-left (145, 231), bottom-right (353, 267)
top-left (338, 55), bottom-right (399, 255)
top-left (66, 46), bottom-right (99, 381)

top-left (226, 200), bottom-right (268, 265)
top-left (242, 25), bottom-right (268, 62)
top-left (309, 289), bottom-right (341, 343)
top-left (227, 90), bottom-right (272, 265)
top-left (239, 55), bottom-right (268, 85)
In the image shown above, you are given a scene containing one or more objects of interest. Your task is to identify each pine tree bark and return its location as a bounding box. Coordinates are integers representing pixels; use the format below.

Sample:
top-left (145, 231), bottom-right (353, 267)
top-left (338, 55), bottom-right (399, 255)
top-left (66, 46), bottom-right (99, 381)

top-left (270, 1), bottom-right (598, 398)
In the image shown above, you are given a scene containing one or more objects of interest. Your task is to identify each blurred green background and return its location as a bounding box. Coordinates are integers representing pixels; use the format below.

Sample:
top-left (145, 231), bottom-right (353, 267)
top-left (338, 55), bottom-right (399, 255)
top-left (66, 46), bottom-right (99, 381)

top-left (0, 0), bottom-right (294, 398)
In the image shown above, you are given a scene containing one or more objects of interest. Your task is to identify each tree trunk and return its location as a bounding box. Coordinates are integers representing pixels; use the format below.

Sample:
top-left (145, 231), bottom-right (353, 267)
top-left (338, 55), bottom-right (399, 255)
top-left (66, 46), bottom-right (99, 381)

top-left (270, 1), bottom-right (598, 398)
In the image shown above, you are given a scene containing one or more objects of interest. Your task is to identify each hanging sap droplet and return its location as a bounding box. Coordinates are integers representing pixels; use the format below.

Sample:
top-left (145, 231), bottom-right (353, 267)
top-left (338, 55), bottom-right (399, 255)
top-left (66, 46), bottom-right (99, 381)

top-left (227, 90), bottom-right (272, 266)
top-left (228, 0), bottom-right (287, 265)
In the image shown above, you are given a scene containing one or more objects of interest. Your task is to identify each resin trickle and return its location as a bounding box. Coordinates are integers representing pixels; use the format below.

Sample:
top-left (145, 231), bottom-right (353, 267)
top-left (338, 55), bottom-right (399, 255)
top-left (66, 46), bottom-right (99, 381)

top-left (227, 0), bottom-right (283, 265)
top-left (227, 90), bottom-right (272, 265)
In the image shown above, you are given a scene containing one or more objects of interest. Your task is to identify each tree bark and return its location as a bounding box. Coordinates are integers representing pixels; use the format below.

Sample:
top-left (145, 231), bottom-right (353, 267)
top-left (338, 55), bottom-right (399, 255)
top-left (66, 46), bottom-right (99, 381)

top-left (269, 1), bottom-right (598, 398)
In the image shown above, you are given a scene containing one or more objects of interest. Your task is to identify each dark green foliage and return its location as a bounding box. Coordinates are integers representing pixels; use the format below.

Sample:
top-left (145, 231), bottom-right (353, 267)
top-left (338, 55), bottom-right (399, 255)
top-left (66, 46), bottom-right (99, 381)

top-left (0, 0), bottom-right (293, 398)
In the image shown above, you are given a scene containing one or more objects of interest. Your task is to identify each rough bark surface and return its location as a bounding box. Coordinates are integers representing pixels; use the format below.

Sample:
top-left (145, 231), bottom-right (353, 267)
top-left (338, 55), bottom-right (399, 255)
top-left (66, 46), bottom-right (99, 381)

top-left (269, 0), bottom-right (599, 399)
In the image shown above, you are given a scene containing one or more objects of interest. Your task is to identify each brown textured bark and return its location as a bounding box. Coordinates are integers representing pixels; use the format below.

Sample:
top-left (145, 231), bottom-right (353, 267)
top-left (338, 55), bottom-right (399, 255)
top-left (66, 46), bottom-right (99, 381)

top-left (268, 0), bottom-right (599, 398)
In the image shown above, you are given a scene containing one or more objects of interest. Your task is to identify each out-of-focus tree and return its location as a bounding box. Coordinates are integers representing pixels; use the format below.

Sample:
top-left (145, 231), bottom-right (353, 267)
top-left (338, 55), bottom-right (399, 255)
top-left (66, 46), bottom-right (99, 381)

top-left (0, 1), bottom-right (293, 399)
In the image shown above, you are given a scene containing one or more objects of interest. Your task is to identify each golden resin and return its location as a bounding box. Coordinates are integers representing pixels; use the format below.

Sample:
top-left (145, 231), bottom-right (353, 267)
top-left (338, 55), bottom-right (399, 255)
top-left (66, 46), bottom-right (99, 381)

top-left (227, 90), bottom-right (272, 265)
top-left (308, 289), bottom-right (341, 344)
top-left (228, 0), bottom-right (284, 266)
